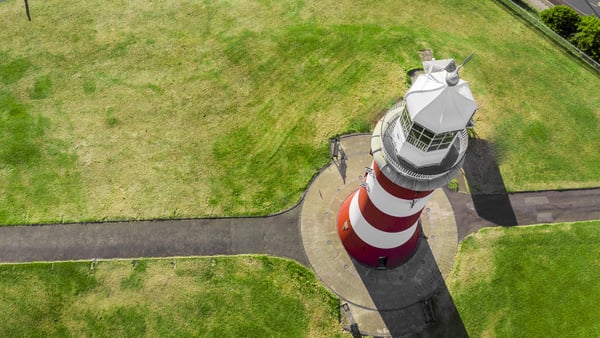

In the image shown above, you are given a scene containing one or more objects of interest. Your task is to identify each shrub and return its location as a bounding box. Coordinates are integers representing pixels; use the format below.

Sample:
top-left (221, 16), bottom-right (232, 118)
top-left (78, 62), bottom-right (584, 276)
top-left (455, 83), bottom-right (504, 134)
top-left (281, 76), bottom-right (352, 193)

top-left (570, 15), bottom-right (600, 62)
top-left (447, 178), bottom-right (459, 192)
top-left (540, 5), bottom-right (581, 38)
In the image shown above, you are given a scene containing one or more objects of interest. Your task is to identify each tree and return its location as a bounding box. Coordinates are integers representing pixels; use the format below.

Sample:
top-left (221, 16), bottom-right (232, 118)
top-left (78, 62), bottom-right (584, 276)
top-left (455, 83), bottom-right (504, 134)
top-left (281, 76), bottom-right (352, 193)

top-left (570, 15), bottom-right (600, 62)
top-left (540, 5), bottom-right (581, 39)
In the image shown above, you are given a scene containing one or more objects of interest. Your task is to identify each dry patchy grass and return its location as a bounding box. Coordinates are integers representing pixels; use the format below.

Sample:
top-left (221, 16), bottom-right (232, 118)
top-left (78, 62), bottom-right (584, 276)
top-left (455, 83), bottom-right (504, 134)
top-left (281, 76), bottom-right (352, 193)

top-left (0, 256), bottom-right (345, 337)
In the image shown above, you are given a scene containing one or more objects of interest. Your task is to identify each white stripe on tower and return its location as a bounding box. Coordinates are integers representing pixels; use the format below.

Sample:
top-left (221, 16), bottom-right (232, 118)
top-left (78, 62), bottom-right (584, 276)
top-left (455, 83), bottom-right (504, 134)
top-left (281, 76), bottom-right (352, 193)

top-left (365, 170), bottom-right (430, 217)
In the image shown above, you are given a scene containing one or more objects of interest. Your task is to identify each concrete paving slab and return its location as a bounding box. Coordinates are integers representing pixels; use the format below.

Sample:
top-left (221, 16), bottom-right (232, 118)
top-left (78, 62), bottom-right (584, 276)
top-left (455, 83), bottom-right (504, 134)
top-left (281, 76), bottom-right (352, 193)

top-left (537, 212), bottom-right (554, 223)
top-left (525, 196), bottom-right (549, 205)
top-left (420, 190), bottom-right (459, 278)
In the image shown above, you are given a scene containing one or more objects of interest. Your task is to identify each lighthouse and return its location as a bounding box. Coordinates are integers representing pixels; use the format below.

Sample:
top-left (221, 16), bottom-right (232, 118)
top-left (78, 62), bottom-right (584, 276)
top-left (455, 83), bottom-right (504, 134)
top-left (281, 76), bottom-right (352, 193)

top-left (337, 55), bottom-right (477, 269)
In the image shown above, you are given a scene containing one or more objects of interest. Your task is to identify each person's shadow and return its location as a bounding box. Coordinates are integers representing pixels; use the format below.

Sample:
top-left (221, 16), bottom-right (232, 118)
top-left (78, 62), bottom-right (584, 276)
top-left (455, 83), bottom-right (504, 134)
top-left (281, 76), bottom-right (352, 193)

top-left (330, 138), bottom-right (347, 183)
top-left (463, 137), bottom-right (518, 226)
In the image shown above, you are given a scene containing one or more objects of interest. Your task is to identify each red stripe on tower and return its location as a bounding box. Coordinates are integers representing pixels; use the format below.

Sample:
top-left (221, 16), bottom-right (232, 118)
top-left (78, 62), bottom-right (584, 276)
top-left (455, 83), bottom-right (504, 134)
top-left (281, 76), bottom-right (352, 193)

top-left (372, 162), bottom-right (432, 200)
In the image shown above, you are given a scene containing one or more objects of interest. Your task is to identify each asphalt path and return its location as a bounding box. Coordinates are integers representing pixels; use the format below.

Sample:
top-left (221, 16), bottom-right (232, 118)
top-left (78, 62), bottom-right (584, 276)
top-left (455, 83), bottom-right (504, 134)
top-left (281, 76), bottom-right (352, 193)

top-left (1, 186), bottom-right (598, 263)
top-left (446, 187), bottom-right (600, 241)
top-left (551, 0), bottom-right (600, 16)
top-left (0, 205), bottom-right (308, 265)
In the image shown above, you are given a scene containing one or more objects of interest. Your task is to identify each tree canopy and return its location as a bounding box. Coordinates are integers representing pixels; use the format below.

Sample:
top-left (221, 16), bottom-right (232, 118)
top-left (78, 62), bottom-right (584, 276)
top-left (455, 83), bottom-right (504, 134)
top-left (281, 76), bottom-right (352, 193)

top-left (540, 5), bottom-right (581, 38)
top-left (570, 15), bottom-right (600, 62)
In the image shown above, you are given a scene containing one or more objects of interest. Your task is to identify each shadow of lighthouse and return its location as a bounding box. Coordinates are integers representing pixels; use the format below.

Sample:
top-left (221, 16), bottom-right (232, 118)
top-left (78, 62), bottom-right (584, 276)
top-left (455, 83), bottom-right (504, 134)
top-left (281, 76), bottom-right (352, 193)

top-left (347, 238), bottom-right (468, 337)
top-left (463, 138), bottom-right (518, 226)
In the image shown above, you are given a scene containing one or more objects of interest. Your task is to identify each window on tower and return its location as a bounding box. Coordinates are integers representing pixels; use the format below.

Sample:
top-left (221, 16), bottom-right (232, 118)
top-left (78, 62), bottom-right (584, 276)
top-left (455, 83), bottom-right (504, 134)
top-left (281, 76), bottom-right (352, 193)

top-left (400, 107), bottom-right (459, 152)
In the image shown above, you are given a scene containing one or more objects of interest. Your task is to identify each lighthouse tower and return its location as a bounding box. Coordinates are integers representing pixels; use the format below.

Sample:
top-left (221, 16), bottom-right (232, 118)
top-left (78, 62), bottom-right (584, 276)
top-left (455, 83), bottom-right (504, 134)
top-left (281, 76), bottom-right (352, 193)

top-left (337, 56), bottom-right (477, 269)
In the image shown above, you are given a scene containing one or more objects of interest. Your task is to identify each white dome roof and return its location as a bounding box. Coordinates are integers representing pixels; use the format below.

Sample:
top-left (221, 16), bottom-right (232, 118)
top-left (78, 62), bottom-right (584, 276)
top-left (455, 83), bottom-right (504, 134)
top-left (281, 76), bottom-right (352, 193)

top-left (404, 71), bottom-right (477, 133)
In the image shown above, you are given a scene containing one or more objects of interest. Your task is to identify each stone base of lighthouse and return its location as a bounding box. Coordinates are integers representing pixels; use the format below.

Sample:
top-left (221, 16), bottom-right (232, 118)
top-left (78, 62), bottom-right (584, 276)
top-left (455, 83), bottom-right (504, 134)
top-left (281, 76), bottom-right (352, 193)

top-left (300, 134), bottom-right (467, 337)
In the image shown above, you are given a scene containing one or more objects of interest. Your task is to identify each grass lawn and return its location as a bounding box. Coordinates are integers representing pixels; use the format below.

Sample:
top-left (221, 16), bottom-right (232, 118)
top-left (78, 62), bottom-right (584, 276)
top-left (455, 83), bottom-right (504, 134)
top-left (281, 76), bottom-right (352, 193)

top-left (2, 2), bottom-right (599, 336)
top-left (0, 0), bottom-right (598, 225)
top-left (447, 221), bottom-right (600, 337)
top-left (0, 255), bottom-right (345, 337)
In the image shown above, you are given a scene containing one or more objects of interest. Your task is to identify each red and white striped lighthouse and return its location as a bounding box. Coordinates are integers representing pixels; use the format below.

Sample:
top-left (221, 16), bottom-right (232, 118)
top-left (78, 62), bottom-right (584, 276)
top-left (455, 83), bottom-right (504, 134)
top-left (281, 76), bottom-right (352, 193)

top-left (337, 56), bottom-right (477, 268)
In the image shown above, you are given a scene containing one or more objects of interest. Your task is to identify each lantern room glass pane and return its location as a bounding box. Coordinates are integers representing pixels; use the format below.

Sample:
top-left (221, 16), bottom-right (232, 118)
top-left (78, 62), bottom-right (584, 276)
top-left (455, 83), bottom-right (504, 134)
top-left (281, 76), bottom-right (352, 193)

top-left (399, 107), bottom-right (459, 152)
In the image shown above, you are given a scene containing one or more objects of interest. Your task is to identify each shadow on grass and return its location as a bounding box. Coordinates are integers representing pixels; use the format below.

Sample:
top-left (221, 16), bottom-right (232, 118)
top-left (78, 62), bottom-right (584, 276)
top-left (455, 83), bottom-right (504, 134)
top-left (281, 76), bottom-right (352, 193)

top-left (463, 138), bottom-right (518, 226)
top-left (346, 239), bottom-right (468, 337)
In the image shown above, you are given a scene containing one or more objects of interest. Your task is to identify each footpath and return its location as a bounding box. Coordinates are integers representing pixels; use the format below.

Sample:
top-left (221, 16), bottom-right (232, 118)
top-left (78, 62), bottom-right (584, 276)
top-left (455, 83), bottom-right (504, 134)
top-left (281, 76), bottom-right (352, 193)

top-left (447, 187), bottom-right (600, 241)
top-left (0, 207), bottom-right (307, 265)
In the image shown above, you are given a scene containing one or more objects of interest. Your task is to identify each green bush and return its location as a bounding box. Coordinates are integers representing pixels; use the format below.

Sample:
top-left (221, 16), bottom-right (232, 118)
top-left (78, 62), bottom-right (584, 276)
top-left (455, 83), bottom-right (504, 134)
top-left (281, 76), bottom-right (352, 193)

top-left (570, 15), bottom-right (600, 62)
top-left (540, 5), bottom-right (581, 38)
top-left (447, 178), bottom-right (459, 192)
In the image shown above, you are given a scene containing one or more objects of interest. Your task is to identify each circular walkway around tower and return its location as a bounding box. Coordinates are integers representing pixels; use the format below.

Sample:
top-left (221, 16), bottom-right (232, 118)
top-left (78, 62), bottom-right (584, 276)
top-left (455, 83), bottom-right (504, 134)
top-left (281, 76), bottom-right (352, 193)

top-left (300, 134), bottom-right (461, 337)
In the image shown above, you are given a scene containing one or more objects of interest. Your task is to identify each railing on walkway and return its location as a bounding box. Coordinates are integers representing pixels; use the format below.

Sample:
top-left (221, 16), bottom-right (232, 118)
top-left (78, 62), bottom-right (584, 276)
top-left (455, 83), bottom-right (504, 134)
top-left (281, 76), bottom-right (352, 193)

top-left (495, 0), bottom-right (600, 73)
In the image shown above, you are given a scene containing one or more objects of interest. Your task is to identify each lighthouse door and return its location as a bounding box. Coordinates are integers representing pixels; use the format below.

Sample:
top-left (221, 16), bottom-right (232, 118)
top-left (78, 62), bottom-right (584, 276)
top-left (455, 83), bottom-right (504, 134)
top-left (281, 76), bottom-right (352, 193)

top-left (376, 256), bottom-right (387, 270)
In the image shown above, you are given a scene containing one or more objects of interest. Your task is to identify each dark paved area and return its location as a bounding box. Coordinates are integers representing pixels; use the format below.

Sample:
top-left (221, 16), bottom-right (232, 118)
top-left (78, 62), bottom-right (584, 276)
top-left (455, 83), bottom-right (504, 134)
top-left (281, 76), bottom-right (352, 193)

top-left (446, 187), bottom-right (600, 242)
top-left (550, 0), bottom-right (600, 16)
top-left (0, 205), bottom-right (308, 266)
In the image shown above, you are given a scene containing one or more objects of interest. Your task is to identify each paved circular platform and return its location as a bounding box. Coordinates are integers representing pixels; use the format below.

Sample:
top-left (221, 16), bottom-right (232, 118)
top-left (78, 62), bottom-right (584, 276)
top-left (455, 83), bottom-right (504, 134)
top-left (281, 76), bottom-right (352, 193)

top-left (299, 134), bottom-right (463, 337)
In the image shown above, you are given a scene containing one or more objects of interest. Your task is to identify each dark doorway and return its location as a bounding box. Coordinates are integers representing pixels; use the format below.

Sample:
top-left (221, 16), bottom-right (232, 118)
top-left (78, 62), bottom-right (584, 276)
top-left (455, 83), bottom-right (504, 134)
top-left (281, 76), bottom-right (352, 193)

top-left (376, 256), bottom-right (387, 270)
